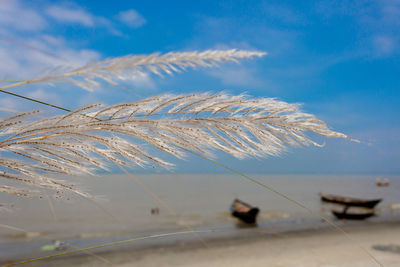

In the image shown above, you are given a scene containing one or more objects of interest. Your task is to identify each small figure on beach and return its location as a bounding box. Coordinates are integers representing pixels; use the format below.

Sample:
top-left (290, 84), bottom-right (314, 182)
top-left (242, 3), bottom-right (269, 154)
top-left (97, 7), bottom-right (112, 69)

top-left (151, 207), bottom-right (160, 215)
top-left (376, 177), bottom-right (390, 187)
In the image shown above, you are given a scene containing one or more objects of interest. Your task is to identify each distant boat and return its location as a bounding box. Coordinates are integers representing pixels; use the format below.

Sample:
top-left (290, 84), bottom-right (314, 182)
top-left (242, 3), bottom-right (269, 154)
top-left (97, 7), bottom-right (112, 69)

top-left (332, 209), bottom-right (375, 220)
top-left (376, 177), bottom-right (390, 187)
top-left (230, 198), bottom-right (259, 224)
top-left (319, 193), bottom-right (382, 209)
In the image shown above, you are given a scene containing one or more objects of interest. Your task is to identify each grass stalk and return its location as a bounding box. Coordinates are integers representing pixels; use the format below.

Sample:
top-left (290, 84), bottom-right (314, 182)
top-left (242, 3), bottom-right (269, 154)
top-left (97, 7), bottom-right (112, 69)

top-left (180, 147), bottom-right (383, 267)
top-left (4, 230), bottom-right (217, 266)
top-left (0, 89), bottom-right (71, 112)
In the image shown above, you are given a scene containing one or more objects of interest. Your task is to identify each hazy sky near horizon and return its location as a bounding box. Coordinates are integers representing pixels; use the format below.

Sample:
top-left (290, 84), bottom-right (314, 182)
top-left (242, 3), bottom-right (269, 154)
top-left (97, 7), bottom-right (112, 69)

top-left (0, 0), bottom-right (399, 174)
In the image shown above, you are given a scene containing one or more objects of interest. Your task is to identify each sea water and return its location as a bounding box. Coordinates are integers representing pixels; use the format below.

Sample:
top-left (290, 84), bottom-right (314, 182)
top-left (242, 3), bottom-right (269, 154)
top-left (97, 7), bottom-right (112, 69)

top-left (1, 173), bottom-right (399, 261)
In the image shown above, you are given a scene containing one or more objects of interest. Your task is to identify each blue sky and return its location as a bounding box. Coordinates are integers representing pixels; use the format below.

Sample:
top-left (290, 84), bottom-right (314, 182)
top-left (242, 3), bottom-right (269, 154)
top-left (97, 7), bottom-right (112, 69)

top-left (0, 0), bottom-right (399, 174)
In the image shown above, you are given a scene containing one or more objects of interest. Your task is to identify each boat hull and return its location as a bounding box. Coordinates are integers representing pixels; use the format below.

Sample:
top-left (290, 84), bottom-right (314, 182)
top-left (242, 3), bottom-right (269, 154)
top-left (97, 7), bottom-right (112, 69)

top-left (231, 199), bottom-right (259, 224)
top-left (232, 208), bottom-right (259, 224)
top-left (320, 193), bottom-right (382, 209)
top-left (332, 210), bottom-right (375, 220)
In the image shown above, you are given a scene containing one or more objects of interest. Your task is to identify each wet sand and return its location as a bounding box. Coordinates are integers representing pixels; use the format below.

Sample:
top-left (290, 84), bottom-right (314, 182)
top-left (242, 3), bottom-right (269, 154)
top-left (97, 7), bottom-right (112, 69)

top-left (6, 220), bottom-right (399, 267)
top-left (2, 174), bottom-right (399, 266)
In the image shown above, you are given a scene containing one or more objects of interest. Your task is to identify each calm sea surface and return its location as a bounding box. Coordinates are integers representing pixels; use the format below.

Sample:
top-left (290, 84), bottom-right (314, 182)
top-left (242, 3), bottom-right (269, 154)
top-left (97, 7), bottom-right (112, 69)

top-left (1, 173), bottom-right (399, 261)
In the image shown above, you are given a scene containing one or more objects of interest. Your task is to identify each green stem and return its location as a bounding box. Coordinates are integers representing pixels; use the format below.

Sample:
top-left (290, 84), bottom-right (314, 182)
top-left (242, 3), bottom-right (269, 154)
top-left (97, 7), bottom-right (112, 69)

top-left (0, 85), bottom-right (382, 266)
top-left (5, 230), bottom-right (216, 266)
top-left (179, 147), bottom-right (383, 267)
top-left (0, 89), bottom-right (71, 112)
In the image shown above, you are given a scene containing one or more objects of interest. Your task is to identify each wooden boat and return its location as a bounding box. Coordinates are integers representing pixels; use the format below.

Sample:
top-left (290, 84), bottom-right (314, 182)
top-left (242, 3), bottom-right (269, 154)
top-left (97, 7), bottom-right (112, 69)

top-left (230, 198), bottom-right (259, 224)
top-left (319, 193), bottom-right (382, 209)
top-left (376, 177), bottom-right (390, 187)
top-left (332, 209), bottom-right (375, 220)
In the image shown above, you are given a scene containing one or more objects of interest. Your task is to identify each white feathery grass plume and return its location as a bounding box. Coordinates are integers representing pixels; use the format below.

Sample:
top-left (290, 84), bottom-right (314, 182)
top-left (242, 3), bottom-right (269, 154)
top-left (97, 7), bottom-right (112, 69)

top-left (1, 50), bottom-right (266, 92)
top-left (0, 93), bottom-right (346, 198)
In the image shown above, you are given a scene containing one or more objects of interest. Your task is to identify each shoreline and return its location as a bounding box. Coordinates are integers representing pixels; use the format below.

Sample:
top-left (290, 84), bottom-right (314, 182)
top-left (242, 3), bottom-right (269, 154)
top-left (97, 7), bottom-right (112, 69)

top-left (2, 174), bottom-right (399, 266)
top-left (4, 219), bottom-right (400, 266)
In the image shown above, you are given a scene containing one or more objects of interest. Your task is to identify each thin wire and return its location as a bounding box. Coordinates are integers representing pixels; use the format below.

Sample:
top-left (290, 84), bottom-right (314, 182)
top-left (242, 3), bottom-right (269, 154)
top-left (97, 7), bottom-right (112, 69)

top-left (46, 195), bottom-right (57, 221)
top-left (0, 87), bottom-right (382, 266)
top-left (0, 37), bottom-right (74, 65)
top-left (0, 224), bottom-right (27, 233)
top-left (0, 223), bottom-right (114, 266)
top-left (117, 164), bottom-right (208, 248)
top-left (3, 230), bottom-right (216, 267)
top-left (179, 147), bottom-right (383, 267)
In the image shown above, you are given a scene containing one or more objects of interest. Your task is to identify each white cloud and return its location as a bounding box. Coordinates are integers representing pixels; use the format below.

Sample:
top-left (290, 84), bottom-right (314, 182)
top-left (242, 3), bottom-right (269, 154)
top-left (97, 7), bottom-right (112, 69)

top-left (316, 0), bottom-right (400, 57)
top-left (0, 97), bottom-right (22, 113)
top-left (44, 4), bottom-right (122, 35)
top-left (0, 1), bottom-right (144, 35)
top-left (27, 88), bottom-right (62, 105)
top-left (0, 0), bottom-right (47, 31)
top-left (0, 1), bottom-right (103, 79)
top-left (117, 9), bottom-right (146, 28)
top-left (127, 73), bottom-right (156, 90)
top-left (45, 5), bottom-right (95, 27)
top-left (0, 35), bottom-right (101, 79)
top-left (0, 47), bottom-right (22, 77)
top-left (208, 66), bottom-right (264, 88)
top-left (372, 35), bottom-right (397, 57)
top-left (189, 15), bottom-right (299, 57)
top-left (262, 4), bottom-right (306, 25)
top-left (0, 1), bottom-right (155, 112)
top-left (380, 0), bottom-right (400, 26)
top-left (315, 0), bottom-right (360, 18)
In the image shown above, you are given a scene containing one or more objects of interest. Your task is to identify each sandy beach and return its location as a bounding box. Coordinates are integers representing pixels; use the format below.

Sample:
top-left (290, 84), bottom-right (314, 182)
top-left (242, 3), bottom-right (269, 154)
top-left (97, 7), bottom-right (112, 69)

top-left (5, 220), bottom-right (398, 267)
top-left (1, 174), bottom-right (400, 266)
top-left (1, 0), bottom-right (399, 265)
